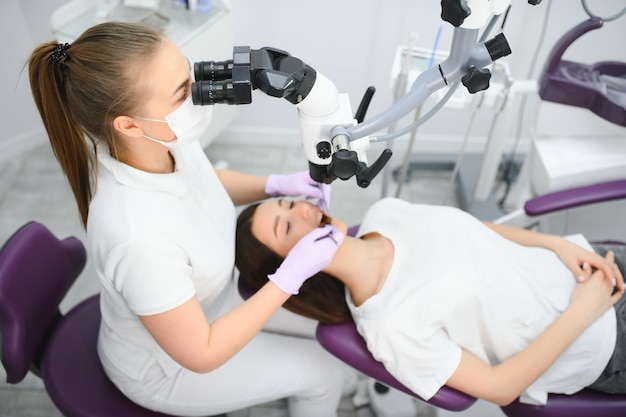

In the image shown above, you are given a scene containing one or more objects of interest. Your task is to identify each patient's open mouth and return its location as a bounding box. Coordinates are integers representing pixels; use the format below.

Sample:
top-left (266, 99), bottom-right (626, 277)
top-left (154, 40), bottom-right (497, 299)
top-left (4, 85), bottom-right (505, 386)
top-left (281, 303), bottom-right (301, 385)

top-left (319, 212), bottom-right (332, 227)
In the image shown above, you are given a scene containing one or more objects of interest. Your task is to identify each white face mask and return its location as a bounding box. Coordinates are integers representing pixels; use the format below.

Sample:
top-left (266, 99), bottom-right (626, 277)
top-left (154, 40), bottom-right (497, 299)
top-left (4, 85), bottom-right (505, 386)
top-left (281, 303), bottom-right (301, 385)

top-left (134, 95), bottom-right (213, 148)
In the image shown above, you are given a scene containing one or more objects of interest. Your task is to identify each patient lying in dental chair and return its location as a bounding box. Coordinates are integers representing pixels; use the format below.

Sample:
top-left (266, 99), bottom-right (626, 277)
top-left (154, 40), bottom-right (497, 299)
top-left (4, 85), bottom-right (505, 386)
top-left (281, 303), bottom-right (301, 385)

top-left (236, 197), bottom-right (626, 406)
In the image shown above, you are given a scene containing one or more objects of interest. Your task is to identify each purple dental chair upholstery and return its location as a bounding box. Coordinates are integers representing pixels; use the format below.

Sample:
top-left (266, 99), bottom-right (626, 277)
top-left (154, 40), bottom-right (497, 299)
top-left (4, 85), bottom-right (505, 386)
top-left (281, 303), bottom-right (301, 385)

top-left (315, 322), bottom-right (476, 412)
top-left (539, 17), bottom-right (626, 127)
top-left (0, 222), bottom-right (225, 417)
top-left (523, 179), bottom-right (626, 218)
top-left (317, 311), bottom-right (626, 416)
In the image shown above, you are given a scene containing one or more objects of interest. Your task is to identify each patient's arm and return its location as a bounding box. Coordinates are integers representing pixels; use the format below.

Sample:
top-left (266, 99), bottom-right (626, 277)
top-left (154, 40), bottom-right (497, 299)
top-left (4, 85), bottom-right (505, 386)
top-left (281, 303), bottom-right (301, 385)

top-left (446, 260), bottom-right (620, 406)
top-left (483, 222), bottom-right (622, 289)
top-left (483, 221), bottom-right (584, 252)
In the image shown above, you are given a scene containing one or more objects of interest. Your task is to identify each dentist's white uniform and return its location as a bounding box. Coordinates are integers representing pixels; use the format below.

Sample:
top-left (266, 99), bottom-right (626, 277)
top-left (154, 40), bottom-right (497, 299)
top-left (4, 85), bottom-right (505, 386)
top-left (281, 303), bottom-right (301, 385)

top-left (88, 141), bottom-right (343, 417)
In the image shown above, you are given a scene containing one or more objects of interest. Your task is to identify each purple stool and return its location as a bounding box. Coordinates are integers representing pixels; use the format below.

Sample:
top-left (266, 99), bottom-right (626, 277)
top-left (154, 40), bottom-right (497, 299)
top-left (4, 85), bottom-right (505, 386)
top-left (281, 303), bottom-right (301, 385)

top-left (0, 222), bottom-right (224, 417)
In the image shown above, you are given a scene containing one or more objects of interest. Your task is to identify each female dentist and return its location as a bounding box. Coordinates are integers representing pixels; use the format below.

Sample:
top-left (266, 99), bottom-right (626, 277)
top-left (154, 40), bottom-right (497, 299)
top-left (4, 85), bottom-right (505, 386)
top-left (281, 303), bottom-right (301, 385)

top-left (27, 21), bottom-right (346, 417)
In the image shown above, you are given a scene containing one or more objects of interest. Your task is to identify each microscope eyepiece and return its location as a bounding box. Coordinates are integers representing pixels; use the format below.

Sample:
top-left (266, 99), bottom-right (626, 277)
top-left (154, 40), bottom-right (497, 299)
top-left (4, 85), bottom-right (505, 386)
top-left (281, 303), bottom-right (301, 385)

top-left (192, 53), bottom-right (252, 106)
top-left (194, 60), bottom-right (234, 81)
top-left (191, 73), bottom-right (253, 106)
top-left (192, 80), bottom-right (232, 105)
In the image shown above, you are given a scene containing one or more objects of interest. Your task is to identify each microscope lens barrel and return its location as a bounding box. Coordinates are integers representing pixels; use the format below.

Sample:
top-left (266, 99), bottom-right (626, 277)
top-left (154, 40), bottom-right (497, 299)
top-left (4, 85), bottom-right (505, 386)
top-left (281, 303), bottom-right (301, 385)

top-left (191, 80), bottom-right (234, 105)
top-left (194, 60), bottom-right (234, 81)
top-left (191, 77), bottom-right (254, 105)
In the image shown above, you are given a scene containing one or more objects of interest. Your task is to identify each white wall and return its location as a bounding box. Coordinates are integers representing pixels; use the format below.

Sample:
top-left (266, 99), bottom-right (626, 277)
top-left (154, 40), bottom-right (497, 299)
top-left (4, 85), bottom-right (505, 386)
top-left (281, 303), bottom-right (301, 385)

top-left (1, 0), bottom-right (70, 161)
top-left (1, 0), bottom-right (625, 162)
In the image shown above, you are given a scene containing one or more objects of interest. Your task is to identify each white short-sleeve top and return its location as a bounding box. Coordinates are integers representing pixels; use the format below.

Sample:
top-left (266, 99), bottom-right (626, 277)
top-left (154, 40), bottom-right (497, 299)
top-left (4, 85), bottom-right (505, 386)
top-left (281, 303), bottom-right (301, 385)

top-left (88, 141), bottom-right (237, 380)
top-left (347, 198), bottom-right (616, 405)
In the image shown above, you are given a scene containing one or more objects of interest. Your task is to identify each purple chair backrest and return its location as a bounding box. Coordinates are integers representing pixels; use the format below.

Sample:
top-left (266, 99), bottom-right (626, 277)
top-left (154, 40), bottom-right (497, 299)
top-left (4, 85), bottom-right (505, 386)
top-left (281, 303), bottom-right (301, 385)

top-left (316, 322), bottom-right (476, 411)
top-left (0, 222), bottom-right (86, 383)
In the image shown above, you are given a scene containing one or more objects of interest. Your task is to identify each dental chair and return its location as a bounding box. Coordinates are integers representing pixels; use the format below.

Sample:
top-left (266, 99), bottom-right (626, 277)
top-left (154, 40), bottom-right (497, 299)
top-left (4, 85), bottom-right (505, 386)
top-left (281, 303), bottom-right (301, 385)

top-left (0, 222), bottom-right (225, 417)
top-left (316, 180), bottom-right (626, 416)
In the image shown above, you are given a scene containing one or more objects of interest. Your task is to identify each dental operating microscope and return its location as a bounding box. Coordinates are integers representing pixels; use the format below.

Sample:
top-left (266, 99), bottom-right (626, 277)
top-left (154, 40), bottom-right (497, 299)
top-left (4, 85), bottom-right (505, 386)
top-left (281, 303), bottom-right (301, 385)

top-left (191, 0), bottom-right (542, 190)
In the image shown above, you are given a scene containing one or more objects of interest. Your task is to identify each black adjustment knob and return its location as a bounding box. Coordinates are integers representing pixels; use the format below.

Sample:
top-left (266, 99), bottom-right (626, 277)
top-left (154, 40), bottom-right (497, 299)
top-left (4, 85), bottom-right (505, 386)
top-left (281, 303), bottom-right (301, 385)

top-left (316, 142), bottom-right (332, 159)
top-left (328, 149), bottom-right (360, 180)
top-left (308, 161), bottom-right (335, 184)
top-left (485, 33), bottom-right (512, 61)
top-left (462, 66), bottom-right (491, 94)
top-left (440, 0), bottom-right (471, 27)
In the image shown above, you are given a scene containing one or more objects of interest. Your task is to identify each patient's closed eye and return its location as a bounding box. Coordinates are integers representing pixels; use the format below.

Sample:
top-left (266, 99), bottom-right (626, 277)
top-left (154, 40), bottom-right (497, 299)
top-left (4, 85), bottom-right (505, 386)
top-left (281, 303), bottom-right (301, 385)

top-left (285, 202), bottom-right (295, 234)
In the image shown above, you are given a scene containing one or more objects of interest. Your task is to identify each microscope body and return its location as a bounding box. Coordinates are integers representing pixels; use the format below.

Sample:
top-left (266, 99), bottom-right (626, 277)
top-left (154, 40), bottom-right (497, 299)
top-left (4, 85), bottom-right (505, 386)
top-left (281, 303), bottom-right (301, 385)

top-left (192, 45), bottom-right (373, 185)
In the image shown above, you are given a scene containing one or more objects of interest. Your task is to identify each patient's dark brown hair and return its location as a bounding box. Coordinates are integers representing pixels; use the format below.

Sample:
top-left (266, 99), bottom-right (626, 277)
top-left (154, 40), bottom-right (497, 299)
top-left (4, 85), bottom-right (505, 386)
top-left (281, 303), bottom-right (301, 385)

top-left (236, 204), bottom-right (353, 324)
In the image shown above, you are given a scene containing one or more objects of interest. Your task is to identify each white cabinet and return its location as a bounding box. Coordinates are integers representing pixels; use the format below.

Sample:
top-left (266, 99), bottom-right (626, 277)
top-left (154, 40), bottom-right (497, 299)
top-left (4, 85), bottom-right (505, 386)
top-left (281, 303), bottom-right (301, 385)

top-left (51, 0), bottom-right (237, 148)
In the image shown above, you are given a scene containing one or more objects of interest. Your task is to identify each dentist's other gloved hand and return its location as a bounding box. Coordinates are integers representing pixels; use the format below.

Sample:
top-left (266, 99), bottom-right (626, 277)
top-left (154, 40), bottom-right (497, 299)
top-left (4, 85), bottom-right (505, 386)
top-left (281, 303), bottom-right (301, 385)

top-left (265, 170), bottom-right (331, 210)
top-left (268, 225), bottom-right (344, 295)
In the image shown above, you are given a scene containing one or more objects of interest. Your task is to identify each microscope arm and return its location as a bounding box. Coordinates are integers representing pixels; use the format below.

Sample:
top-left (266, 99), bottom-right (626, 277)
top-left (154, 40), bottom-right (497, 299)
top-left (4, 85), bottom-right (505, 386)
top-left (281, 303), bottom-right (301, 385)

top-left (332, 26), bottom-right (510, 143)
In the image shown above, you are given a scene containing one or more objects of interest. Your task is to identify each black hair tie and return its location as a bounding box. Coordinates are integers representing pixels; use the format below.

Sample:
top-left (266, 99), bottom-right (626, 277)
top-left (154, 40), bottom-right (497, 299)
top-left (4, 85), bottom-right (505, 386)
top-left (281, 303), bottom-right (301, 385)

top-left (51, 43), bottom-right (70, 70)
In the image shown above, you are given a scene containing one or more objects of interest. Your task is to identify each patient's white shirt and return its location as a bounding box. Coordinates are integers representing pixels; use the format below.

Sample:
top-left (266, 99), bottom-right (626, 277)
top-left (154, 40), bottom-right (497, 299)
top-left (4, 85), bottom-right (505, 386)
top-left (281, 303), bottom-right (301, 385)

top-left (347, 198), bottom-right (616, 405)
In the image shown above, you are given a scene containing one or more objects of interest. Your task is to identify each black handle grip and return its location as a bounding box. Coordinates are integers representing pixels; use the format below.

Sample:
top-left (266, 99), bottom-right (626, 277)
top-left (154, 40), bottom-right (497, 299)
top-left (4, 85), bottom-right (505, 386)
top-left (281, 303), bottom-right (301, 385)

top-left (354, 86), bottom-right (376, 123)
top-left (356, 149), bottom-right (393, 188)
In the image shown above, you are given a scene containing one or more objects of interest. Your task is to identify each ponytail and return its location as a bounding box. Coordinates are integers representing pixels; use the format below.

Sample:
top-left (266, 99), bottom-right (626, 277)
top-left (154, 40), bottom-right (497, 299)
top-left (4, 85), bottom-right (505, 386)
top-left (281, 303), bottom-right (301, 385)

top-left (28, 42), bottom-right (94, 228)
top-left (27, 23), bottom-right (164, 228)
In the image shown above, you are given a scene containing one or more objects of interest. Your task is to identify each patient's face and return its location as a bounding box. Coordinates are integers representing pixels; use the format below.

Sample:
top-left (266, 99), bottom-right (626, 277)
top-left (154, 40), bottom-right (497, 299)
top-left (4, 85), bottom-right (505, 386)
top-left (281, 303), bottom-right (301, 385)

top-left (252, 199), bottom-right (346, 257)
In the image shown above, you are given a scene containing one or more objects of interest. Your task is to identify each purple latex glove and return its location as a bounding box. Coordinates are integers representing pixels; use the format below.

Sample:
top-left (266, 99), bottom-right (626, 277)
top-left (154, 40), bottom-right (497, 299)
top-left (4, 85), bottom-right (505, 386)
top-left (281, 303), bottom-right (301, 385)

top-left (268, 225), bottom-right (344, 295)
top-left (265, 171), bottom-right (331, 210)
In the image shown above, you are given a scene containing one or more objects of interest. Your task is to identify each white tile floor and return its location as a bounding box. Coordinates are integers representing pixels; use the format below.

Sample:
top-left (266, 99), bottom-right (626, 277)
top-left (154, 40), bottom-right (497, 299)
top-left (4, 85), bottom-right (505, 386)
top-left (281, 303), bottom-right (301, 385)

top-left (0, 138), bottom-right (506, 417)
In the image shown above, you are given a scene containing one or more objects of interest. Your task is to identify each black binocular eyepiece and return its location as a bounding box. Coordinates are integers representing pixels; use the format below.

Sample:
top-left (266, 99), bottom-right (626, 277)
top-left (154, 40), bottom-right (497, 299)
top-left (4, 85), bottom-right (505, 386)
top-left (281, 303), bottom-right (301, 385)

top-left (194, 59), bottom-right (233, 81)
top-left (191, 58), bottom-right (252, 106)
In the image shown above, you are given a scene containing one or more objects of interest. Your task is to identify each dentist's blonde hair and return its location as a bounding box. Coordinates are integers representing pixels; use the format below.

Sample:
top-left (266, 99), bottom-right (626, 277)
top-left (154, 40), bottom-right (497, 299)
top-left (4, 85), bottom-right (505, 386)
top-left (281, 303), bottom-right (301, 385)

top-left (27, 22), bottom-right (164, 228)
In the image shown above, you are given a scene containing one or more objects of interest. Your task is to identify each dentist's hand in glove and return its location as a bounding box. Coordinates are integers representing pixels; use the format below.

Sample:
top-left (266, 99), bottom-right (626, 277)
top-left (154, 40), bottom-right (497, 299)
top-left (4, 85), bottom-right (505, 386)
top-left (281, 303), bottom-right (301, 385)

top-left (268, 225), bottom-right (344, 295)
top-left (265, 170), bottom-right (331, 211)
